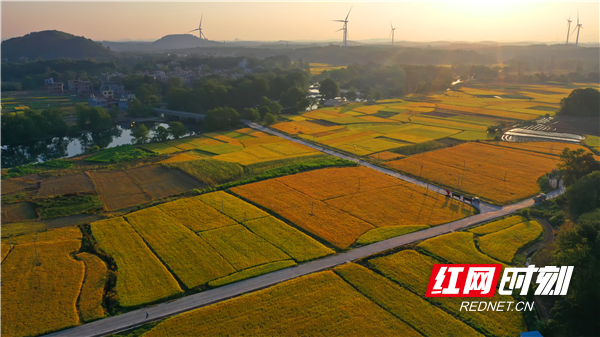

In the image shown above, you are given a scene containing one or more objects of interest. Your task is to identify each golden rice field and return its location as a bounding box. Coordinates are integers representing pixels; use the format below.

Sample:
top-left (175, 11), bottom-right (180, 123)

top-left (157, 197), bottom-right (237, 232)
top-left (486, 141), bottom-right (596, 157)
top-left (4, 225), bottom-right (82, 245)
top-left (244, 216), bottom-right (334, 262)
top-left (208, 260), bottom-right (297, 287)
top-left (469, 215), bottom-right (527, 235)
top-left (355, 225), bottom-right (429, 245)
top-left (91, 217), bottom-right (183, 307)
top-left (142, 271), bottom-right (421, 337)
top-left (197, 190), bottom-right (269, 223)
top-left (76, 252), bottom-right (107, 322)
top-left (198, 224), bottom-right (290, 271)
top-left (335, 263), bottom-right (482, 337)
top-left (369, 249), bottom-right (527, 337)
top-left (125, 208), bottom-right (236, 289)
top-left (418, 232), bottom-right (502, 265)
top-left (478, 220), bottom-right (543, 263)
top-left (1, 238), bottom-right (84, 337)
top-left (232, 166), bottom-right (473, 248)
top-left (385, 142), bottom-right (559, 204)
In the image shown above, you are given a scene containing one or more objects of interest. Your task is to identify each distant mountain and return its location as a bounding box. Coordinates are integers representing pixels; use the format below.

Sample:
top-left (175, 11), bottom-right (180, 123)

top-left (101, 34), bottom-right (224, 52)
top-left (1, 30), bottom-right (117, 61)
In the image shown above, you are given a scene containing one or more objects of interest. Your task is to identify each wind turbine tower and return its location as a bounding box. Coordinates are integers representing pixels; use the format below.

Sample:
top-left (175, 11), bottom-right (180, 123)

top-left (390, 21), bottom-right (397, 46)
top-left (570, 11), bottom-right (583, 46)
top-left (188, 14), bottom-right (207, 47)
top-left (334, 7), bottom-right (352, 47)
top-left (565, 16), bottom-right (572, 44)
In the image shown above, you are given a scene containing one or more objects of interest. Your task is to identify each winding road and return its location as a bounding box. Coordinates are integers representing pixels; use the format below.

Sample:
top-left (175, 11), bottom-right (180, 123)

top-left (45, 121), bottom-right (565, 337)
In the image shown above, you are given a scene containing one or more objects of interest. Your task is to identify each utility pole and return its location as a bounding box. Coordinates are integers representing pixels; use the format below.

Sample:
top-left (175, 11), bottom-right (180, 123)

top-left (9, 234), bottom-right (12, 250)
top-left (419, 165), bottom-right (423, 178)
top-left (311, 201), bottom-right (314, 216)
top-left (244, 212), bottom-right (247, 226)
top-left (504, 171), bottom-right (508, 192)
top-left (221, 200), bottom-right (224, 213)
top-left (33, 237), bottom-right (40, 266)
top-left (353, 145), bottom-right (357, 159)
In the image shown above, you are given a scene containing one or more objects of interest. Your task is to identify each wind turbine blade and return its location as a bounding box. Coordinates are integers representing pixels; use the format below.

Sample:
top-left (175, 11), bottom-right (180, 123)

top-left (200, 14), bottom-right (203, 27)
top-left (202, 32), bottom-right (207, 39)
top-left (187, 29), bottom-right (200, 33)
top-left (390, 21), bottom-right (393, 29)
top-left (346, 6), bottom-right (352, 21)
top-left (389, 30), bottom-right (393, 39)
top-left (333, 20), bottom-right (345, 22)
top-left (577, 9), bottom-right (579, 25)
top-left (571, 26), bottom-right (578, 37)
top-left (335, 28), bottom-right (344, 32)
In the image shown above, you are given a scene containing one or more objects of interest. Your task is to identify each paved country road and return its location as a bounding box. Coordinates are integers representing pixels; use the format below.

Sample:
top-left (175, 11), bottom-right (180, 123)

top-left (45, 122), bottom-right (565, 337)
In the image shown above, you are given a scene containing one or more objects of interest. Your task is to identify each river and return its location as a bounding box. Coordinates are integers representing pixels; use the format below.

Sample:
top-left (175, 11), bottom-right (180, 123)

top-left (1, 122), bottom-right (195, 168)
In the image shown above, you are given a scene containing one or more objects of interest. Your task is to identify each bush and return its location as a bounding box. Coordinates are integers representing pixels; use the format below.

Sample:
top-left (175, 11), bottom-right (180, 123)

top-left (32, 195), bottom-right (103, 219)
top-left (264, 113), bottom-right (277, 125)
top-left (538, 175), bottom-right (551, 193)
top-left (85, 145), bottom-right (155, 163)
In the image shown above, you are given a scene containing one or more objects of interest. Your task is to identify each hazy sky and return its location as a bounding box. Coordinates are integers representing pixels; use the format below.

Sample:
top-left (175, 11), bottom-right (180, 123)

top-left (2, 1), bottom-right (599, 43)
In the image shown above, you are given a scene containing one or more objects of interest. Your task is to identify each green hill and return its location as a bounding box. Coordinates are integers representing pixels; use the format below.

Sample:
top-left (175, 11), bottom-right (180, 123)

top-left (2, 30), bottom-right (117, 61)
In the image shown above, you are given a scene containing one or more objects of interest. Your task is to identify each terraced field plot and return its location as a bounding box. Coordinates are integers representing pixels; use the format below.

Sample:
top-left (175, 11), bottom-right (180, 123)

top-left (385, 142), bottom-right (559, 204)
top-left (232, 166), bottom-right (474, 248)
top-left (89, 165), bottom-right (201, 210)
top-left (76, 252), bottom-right (108, 322)
top-left (1, 202), bottom-right (37, 222)
top-left (478, 220), bottom-right (543, 263)
top-left (370, 249), bottom-right (527, 337)
top-left (0, 227), bottom-right (84, 337)
top-left (36, 173), bottom-right (95, 197)
top-left (88, 191), bottom-right (333, 306)
top-left (142, 271), bottom-right (421, 337)
top-left (91, 217), bottom-right (183, 307)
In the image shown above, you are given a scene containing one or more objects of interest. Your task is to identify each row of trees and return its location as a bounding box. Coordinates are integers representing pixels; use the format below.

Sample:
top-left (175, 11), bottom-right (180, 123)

top-left (130, 121), bottom-right (187, 144)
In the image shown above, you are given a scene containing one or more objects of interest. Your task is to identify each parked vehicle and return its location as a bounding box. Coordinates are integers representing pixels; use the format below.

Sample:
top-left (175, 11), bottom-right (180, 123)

top-left (533, 194), bottom-right (547, 203)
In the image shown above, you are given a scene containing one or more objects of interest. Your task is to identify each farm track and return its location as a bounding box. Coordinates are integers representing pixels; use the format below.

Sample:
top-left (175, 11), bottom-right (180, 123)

top-left (44, 121), bottom-right (566, 337)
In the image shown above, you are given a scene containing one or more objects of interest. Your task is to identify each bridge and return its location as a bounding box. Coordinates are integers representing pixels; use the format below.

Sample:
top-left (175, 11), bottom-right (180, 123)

top-left (154, 108), bottom-right (205, 122)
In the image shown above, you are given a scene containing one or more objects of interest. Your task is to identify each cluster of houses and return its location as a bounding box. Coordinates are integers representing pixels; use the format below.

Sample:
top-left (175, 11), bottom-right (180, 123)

top-left (44, 73), bottom-right (136, 110)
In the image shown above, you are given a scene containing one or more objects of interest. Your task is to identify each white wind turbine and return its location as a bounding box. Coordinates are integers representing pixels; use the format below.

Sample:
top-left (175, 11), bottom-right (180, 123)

top-left (570, 10), bottom-right (583, 46)
top-left (390, 21), bottom-right (397, 46)
top-left (565, 15), bottom-right (572, 44)
top-left (334, 7), bottom-right (352, 47)
top-left (188, 14), bottom-right (207, 47)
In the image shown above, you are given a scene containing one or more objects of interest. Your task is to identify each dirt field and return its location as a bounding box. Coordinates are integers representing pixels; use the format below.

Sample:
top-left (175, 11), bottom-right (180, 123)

top-left (88, 170), bottom-right (151, 211)
top-left (36, 173), bottom-right (95, 198)
top-left (126, 165), bottom-right (202, 199)
top-left (1, 202), bottom-right (37, 222)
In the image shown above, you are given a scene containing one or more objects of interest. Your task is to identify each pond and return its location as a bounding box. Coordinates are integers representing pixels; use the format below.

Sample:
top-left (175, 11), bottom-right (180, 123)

top-left (1, 122), bottom-right (196, 168)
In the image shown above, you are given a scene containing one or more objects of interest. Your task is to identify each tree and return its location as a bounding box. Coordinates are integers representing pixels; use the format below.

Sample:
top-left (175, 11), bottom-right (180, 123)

top-left (558, 88), bottom-right (600, 117)
top-left (361, 85), bottom-right (373, 101)
top-left (260, 96), bottom-right (281, 115)
top-left (564, 171), bottom-right (600, 217)
top-left (543, 207), bottom-right (600, 336)
top-left (319, 78), bottom-right (340, 100)
top-left (264, 113), bottom-right (277, 125)
top-left (21, 76), bottom-right (35, 90)
top-left (89, 107), bottom-right (113, 132)
top-left (204, 107), bottom-right (240, 131)
top-left (280, 86), bottom-right (306, 108)
top-left (152, 126), bottom-right (169, 142)
top-left (345, 87), bottom-right (357, 101)
top-left (242, 108), bottom-right (260, 121)
top-left (295, 97), bottom-right (310, 113)
top-left (557, 148), bottom-right (600, 186)
top-left (131, 124), bottom-right (149, 144)
top-left (372, 90), bottom-right (383, 101)
top-left (258, 106), bottom-right (270, 119)
top-left (168, 121), bottom-right (187, 139)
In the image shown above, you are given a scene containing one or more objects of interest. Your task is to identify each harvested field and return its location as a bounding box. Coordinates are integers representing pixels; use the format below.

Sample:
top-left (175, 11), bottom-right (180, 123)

top-left (76, 252), bottom-right (107, 322)
top-left (157, 197), bottom-right (237, 232)
top-left (142, 271), bottom-right (420, 337)
top-left (245, 217), bottom-right (334, 262)
top-left (1, 239), bottom-right (84, 337)
top-left (91, 218), bottom-right (183, 307)
top-left (1, 175), bottom-right (40, 195)
top-left (199, 224), bottom-right (290, 271)
top-left (385, 142), bottom-right (559, 204)
top-left (335, 263), bottom-right (482, 337)
top-left (479, 220), bottom-right (543, 263)
top-left (88, 170), bottom-right (151, 211)
top-left (232, 179), bottom-right (374, 249)
top-left (36, 173), bottom-right (95, 197)
top-left (1, 202), bottom-right (37, 222)
top-left (126, 165), bottom-right (202, 199)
